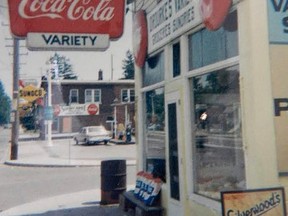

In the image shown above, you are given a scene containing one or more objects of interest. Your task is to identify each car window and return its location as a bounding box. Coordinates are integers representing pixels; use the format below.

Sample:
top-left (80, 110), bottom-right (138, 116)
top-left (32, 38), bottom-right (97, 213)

top-left (88, 127), bottom-right (105, 133)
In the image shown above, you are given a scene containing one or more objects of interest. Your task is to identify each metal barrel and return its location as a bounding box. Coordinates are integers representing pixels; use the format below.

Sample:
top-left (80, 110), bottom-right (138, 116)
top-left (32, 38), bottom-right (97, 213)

top-left (100, 160), bottom-right (127, 205)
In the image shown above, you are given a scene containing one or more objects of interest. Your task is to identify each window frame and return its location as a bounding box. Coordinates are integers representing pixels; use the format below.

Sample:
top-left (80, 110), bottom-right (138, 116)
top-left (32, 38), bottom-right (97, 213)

top-left (121, 89), bottom-right (135, 103)
top-left (185, 9), bottom-right (242, 209)
top-left (187, 57), bottom-right (241, 211)
top-left (69, 89), bottom-right (78, 104)
top-left (188, 10), bottom-right (239, 71)
top-left (140, 51), bottom-right (166, 182)
top-left (85, 89), bottom-right (101, 103)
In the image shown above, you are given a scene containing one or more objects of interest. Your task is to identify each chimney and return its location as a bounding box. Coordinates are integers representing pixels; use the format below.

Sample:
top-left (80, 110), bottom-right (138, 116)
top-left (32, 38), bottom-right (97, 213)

top-left (98, 69), bottom-right (103, 80)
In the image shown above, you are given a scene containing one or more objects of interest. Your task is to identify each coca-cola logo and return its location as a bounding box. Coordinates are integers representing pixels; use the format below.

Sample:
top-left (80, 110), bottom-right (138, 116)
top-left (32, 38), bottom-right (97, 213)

top-left (87, 104), bottom-right (98, 115)
top-left (133, 10), bottom-right (148, 68)
top-left (8, 0), bottom-right (125, 38)
top-left (18, 0), bottom-right (115, 21)
top-left (200, 0), bottom-right (232, 31)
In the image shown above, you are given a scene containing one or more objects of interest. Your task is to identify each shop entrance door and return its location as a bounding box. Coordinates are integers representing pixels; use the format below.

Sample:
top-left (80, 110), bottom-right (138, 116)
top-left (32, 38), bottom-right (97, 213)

top-left (166, 92), bottom-right (184, 216)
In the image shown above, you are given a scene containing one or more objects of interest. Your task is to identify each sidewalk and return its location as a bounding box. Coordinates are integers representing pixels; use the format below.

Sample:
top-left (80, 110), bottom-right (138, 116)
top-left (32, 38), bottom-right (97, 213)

top-left (0, 188), bottom-right (134, 216)
top-left (1, 134), bottom-right (137, 216)
top-left (6, 133), bottom-right (136, 167)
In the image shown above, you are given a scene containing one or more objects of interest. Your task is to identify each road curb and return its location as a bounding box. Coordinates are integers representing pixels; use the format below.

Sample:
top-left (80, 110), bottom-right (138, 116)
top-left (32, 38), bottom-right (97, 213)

top-left (4, 159), bottom-right (137, 168)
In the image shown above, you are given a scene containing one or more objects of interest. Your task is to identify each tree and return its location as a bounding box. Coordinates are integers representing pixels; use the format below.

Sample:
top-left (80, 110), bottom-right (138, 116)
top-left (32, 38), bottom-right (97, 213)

top-left (122, 50), bottom-right (135, 79)
top-left (0, 81), bottom-right (11, 125)
top-left (47, 53), bottom-right (77, 80)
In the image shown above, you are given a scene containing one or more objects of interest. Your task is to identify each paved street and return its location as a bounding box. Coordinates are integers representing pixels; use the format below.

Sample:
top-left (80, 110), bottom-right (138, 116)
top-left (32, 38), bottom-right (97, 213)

top-left (0, 165), bottom-right (135, 212)
top-left (0, 128), bottom-right (137, 216)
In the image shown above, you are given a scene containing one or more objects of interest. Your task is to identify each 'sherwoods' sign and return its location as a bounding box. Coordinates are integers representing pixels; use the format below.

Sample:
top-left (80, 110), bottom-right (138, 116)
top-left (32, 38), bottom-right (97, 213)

top-left (8, 0), bottom-right (125, 39)
top-left (221, 187), bottom-right (287, 216)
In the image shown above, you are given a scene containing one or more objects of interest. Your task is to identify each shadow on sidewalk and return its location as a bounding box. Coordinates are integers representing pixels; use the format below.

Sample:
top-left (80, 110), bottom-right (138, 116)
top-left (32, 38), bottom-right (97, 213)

top-left (21, 203), bottom-right (124, 216)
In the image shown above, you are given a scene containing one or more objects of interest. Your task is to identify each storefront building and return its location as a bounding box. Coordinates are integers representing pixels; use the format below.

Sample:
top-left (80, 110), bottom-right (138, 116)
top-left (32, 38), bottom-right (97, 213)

top-left (40, 80), bottom-right (135, 135)
top-left (132, 0), bottom-right (288, 215)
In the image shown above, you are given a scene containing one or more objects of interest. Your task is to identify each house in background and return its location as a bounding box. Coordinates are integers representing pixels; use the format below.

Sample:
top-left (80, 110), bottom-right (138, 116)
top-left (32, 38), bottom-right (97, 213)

top-left (39, 79), bottom-right (135, 137)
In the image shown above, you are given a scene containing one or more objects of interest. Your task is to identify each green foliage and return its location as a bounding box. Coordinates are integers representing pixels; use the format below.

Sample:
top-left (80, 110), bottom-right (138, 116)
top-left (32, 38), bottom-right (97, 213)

top-left (122, 50), bottom-right (135, 79)
top-left (47, 53), bottom-right (78, 80)
top-left (0, 81), bottom-right (11, 125)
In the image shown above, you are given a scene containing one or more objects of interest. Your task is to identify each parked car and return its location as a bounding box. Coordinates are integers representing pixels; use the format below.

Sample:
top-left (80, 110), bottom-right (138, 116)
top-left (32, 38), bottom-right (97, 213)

top-left (73, 126), bottom-right (112, 145)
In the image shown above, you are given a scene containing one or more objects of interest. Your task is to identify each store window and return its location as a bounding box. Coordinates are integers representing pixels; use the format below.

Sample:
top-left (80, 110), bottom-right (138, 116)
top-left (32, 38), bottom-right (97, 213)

top-left (192, 66), bottom-right (245, 200)
top-left (188, 10), bottom-right (238, 70)
top-left (173, 42), bottom-right (181, 77)
top-left (145, 88), bottom-right (165, 181)
top-left (121, 89), bottom-right (135, 103)
top-left (189, 10), bottom-right (245, 201)
top-left (85, 89), bottom-right (101, 103)
top-left (143, 52), bottom-right (164, 87)
top-left (142, 52), bottom-right (166, 181)
top-left (69, 89), bottom-right (78, 104)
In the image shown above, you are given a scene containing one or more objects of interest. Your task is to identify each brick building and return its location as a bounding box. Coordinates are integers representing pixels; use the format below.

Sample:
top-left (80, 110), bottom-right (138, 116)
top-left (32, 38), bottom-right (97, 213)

top-left (40, 79), bottom-right (135, 136)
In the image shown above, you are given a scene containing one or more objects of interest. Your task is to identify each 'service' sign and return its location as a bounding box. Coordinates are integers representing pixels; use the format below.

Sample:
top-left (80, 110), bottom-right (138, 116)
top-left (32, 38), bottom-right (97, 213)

top-left (8, 0), bottom-right (125, 39)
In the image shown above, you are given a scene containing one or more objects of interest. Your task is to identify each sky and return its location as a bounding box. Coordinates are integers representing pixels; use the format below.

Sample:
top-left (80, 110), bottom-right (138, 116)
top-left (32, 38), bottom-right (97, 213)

top-left (0, 1), bottom-right (133, 97)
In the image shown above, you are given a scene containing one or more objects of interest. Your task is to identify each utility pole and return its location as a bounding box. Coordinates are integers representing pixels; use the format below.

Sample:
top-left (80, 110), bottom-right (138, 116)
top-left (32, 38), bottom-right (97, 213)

top-left (2, 21), bottom-right (27, 159)
top-left (10, 38), bottom-right (20, 160)
top-left (46, 69), bottom-right (53, 146)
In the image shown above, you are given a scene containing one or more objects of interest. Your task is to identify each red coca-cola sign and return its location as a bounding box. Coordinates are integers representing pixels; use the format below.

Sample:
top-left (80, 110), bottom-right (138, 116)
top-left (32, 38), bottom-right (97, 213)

top-left (133, 10), bottom-right (147, 68)
top-left (87, 104), bottom-right (98, 115)
top-left (200, 0), bottom-right (232, 31)
top-left (8, 0), bottom-right (125, 38)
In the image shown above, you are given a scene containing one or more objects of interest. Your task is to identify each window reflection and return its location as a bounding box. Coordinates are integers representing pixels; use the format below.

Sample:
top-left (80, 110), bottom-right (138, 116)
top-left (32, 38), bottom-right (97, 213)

top-left (143, 52), bottom-right (164, 87)
top-left (188, 10), bottom-right (238, 70)
top-left (146, 88), bottom-right (165, 132)
top-left (192, 65), bottom-right (246, 200)
top-left (144, 87), bottom-right (166, 181)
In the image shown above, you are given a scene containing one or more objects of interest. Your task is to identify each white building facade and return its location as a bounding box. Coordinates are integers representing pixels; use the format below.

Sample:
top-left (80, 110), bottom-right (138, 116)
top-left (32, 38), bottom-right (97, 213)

top-left (132, 0), bottom-right (288, 215)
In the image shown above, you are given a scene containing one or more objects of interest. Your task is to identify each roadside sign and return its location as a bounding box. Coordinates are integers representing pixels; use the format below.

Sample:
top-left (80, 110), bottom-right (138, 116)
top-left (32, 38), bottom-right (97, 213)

top-left (27, 33), bottom-right (110, 51)
top-left (8, 0), bottom-right (125, 39)
top-left (19, 85), bottom-right (46, 102)
top-left (87, 104), bottom-right (99, 115)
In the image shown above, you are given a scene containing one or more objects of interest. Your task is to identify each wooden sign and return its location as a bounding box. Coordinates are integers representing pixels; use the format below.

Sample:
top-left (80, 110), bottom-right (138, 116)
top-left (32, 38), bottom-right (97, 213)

top-left (221, 187), bottom-right (286, 216)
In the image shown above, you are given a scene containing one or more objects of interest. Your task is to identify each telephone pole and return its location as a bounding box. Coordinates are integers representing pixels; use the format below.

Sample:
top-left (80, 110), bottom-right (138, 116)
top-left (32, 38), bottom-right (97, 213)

top-left (10, 38), bottom-right (20, 160)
